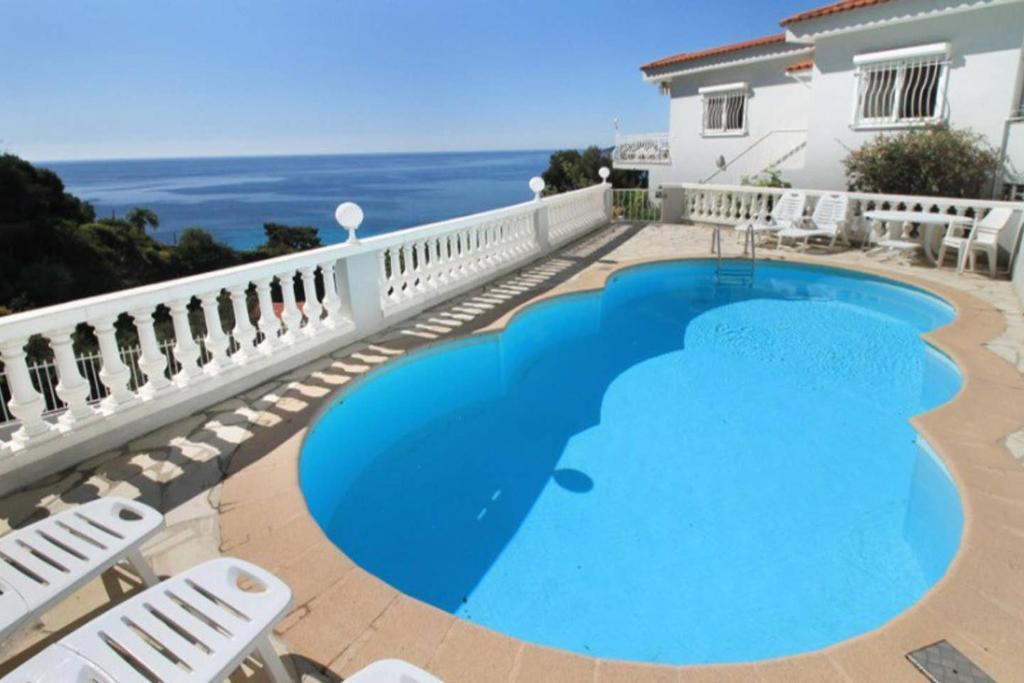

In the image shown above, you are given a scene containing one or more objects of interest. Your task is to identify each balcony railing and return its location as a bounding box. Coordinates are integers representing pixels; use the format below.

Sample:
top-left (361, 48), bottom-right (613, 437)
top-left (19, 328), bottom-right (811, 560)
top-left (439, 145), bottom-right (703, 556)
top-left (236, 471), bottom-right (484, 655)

top-left (613, 133), bottom-right (671, 166)
top-left (659, 181), bottom-right (1024, 261)
top-left (0, 179), bottom-right (611, 494)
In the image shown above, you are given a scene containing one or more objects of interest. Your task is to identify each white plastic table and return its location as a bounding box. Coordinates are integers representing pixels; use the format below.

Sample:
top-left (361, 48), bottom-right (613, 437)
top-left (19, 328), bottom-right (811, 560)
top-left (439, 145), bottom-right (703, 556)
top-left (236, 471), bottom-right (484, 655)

top-left (863, 210), bottom-right (973, 264)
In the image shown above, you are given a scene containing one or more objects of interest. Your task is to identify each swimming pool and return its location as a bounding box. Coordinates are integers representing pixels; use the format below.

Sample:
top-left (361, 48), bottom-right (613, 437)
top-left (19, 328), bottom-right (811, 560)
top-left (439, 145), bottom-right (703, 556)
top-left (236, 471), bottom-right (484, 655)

top-left (300, 260), bottom-right (964, 665)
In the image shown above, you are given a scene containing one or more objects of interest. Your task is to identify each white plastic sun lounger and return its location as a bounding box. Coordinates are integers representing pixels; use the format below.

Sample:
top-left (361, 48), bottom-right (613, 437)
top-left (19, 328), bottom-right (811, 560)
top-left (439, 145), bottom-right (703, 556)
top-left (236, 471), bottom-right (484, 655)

top-left (776, 192), bottom-right (849, 249)
top-left (735, 191), bottom-right (807, 245)
top-left (2, 557), bottom-right (294, 683)
top-left (346, 659), bottom-right (444, 682)
top-left (0, 497), bottom-right (164, 648)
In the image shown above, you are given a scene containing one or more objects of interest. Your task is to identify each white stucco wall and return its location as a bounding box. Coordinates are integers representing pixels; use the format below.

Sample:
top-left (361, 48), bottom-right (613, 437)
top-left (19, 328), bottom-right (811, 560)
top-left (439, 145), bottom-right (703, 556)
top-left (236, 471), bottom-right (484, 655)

top-left (637, 0), bottom-right (1024, 194)
top-left (650, 56), bottom-right (812, 187)
top-left (800, 2), bottom-right (1024, 191)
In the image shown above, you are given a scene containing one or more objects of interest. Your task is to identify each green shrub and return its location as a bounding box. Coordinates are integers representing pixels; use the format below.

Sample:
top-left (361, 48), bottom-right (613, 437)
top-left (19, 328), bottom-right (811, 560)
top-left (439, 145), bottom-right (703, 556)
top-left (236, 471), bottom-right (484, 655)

top-left (843, 126), bottom-right (998, 198)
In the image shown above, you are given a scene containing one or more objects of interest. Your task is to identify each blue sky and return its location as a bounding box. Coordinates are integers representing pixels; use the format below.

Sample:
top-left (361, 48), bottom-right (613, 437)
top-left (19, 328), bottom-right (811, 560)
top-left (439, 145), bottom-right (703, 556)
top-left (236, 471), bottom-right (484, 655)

top-left (1, 0), bottom-right (812, 161)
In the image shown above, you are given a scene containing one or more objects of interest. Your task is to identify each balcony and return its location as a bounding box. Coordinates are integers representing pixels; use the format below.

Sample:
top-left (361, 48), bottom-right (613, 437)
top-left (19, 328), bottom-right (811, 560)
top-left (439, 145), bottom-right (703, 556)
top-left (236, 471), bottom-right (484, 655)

top-left (612, 132), bottom-right (671, 168)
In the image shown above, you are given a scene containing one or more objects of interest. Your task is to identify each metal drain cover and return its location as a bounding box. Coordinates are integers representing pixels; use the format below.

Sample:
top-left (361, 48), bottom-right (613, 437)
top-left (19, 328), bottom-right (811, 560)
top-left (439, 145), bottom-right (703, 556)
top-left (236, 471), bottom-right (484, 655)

top-left (906, 640), bottom-right (995, 683)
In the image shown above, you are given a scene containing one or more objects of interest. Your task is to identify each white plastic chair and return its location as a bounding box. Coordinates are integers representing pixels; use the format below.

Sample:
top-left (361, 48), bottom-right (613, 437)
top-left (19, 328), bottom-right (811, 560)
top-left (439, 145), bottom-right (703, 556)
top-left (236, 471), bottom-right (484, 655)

top-left (347, 659), bottom-right (444, 682)
top-left (937, 207), bottom-right (1014, 276)
top-left (0, 497), bottom-right (164, 648)
top-left (776, 193), bottom-right (849, 249)
top-left (1, 557), bottom-right (293, 683)
top-left (735, 191), bottom-right (807, 247)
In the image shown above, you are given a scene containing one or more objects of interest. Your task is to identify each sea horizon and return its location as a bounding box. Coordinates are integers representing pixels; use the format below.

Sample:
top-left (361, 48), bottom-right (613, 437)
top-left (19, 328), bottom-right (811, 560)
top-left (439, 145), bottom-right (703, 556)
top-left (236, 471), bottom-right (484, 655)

top-left (31, 147), bottom-right (559, 165)
top-left (45, 149), bottom-right (556, 250)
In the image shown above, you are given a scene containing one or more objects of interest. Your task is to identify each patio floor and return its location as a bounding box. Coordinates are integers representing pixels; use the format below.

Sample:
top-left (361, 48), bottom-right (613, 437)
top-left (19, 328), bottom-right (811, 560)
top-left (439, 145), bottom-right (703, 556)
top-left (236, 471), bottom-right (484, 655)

top-left (2, 222), bottom-right (1023, 682)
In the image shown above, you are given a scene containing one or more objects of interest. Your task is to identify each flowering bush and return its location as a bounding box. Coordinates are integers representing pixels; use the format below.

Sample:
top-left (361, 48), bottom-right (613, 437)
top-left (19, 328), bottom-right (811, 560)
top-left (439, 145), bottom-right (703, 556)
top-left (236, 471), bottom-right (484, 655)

top-left (843, 126), bottom-right (998, 198)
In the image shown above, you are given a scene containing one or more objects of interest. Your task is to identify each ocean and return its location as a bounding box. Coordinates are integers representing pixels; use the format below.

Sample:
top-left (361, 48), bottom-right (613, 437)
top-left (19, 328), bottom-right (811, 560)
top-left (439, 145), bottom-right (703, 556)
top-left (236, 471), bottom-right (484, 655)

top-left (45, 150), bottom-right (552, 249)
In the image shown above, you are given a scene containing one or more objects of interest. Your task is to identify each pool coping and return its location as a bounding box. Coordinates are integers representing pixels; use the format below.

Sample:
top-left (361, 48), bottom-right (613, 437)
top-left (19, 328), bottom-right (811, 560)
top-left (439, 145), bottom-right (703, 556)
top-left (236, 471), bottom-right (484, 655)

top-left (220, 252), bottom-right (1024, 682)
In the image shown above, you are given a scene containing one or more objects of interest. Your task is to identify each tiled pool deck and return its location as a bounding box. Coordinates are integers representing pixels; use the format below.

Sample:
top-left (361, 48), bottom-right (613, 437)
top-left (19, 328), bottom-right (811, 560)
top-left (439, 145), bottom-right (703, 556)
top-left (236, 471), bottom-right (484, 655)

top-left (2, 222), bottom-right (1024, 682)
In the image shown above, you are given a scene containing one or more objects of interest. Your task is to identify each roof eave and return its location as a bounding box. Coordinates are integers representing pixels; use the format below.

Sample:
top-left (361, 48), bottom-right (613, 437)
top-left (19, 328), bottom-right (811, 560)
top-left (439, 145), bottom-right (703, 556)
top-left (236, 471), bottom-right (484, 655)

top-left (641, 46), bottom-right (814, 83)
top-left (783, 0), bottom-right (1024, 41)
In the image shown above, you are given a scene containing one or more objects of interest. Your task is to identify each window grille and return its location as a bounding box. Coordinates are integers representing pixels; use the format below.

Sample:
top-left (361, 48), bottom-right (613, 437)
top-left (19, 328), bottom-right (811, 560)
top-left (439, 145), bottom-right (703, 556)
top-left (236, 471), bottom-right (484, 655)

top-left (853, 44), bottom-right (950, 128)
top-left (701, 84), bottom-right (748, 135)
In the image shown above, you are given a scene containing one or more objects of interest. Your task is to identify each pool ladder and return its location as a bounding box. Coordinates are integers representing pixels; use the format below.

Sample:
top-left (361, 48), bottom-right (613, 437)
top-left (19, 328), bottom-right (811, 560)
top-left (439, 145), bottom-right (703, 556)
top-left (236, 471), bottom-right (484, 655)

top-left (712, 225), bottom-right (756, 286)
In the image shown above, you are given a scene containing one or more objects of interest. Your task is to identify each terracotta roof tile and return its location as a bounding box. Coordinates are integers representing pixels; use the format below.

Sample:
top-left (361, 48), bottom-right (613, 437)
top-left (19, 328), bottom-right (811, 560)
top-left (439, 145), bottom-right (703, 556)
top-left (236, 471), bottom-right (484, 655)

top-left (780, 0), bottom-right (892, 26)
top-left (784, 57), bottom-right (814, 72)
top-left (640, 33), bottom-right (787, 73)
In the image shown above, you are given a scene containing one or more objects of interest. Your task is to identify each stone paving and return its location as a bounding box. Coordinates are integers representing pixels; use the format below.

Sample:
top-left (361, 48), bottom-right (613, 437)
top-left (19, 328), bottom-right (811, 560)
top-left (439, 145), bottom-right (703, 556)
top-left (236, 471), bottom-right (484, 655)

top-left (1, 222), bottom-right (1023, 682)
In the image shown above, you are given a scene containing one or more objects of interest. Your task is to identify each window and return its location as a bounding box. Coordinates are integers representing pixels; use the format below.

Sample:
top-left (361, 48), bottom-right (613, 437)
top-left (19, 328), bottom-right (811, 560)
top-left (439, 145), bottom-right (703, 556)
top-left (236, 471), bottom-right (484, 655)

top-left (699, 83), bottom-right (748, 135)
top-left (853, 43), bottom-right (950, 128)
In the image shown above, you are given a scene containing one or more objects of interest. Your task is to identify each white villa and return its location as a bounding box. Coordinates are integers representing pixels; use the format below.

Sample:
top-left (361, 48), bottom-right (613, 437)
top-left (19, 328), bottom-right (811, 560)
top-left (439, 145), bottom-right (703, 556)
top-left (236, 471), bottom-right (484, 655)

top-left (616, 0), bottom-right (1024, 199)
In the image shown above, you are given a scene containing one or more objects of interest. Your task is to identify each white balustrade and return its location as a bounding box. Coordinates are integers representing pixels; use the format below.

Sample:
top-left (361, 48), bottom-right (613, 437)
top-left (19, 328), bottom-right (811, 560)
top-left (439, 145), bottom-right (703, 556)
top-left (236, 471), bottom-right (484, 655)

top-left (545, 184), bottom-right (609, 246)
top-left (0, 177), bottom-right (613, 492)
top-left (662, 182), bottom-right (1024, 258)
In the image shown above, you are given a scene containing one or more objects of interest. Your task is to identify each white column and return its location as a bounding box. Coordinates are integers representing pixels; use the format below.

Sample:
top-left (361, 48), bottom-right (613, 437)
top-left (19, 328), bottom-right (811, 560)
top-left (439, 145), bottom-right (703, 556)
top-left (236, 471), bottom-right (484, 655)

top-left (130, 306), bottom-right (172, 397)
top-left (299, 266), bottom-right (323, 335)
top-left (277, 271), bottom-right (303, 343)
top-left (254, 278), bottom-right (282, 353)
top-left (92, 317), bottom-right (138, 412)
top-left (337, 251), bottom-right (385, 332)
top-left (199, 292), bottom-right (231, 374)
top-left (48, 326), bottom-right (97, 427)
top-left (168, 299), bottom-right (205, 384)
top-left (228, 285), bottom-right (258, 363)
top-left (317, 260), bottom-right (345, 328)
top-left (0, 336), bottom-right (53, 445)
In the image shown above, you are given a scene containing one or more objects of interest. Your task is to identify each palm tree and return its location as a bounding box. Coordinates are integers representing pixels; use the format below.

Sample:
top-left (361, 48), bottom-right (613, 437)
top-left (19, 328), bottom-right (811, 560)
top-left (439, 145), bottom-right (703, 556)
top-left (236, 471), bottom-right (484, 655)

top-left (125, 207), bottom-right (160, 232)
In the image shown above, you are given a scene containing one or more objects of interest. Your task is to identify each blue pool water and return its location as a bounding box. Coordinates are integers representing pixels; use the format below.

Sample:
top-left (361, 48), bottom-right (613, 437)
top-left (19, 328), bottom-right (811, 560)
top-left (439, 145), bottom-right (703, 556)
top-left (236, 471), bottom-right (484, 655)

top-left (300, 261), bottom-right (964, 664)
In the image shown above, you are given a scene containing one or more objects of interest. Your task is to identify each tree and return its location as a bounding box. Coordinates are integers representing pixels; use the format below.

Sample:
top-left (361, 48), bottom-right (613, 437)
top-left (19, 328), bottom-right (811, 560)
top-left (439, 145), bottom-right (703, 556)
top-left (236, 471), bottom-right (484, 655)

top-left (172, 228), bottom-right (242, 275)
top-left (258, 223), bottom-right (322, 257)
top-left (540, 146), bottom-right (646, 194)
top-left (125, 207), bottom-right (160, 232)
top-left (843, 126), bottom-right (998, 199)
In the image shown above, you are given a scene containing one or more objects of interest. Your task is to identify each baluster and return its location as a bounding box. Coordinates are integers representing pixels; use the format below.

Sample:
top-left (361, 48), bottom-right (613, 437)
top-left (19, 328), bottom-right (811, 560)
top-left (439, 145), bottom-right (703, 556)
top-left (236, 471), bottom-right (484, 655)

top-left (91, 317), bottom-right (138, 411)
top-left (0, 336), bottom-right (54, 444)
top-left (168, 299), bottom-right (205, 383)
top-left (227, 285), bottom-right (258, 363)
top-left (378, 250), bottom-right (396, 306)
top-left (399, 245), bottom-right (414, 299)
top-left (299, 266), bottom-right (324, 335)
top-left (199, 292), bottom-right (231, 374)
top-left (129, 306), bottom-right (173, 397)
top-left (47, 326), bottom-right (98, 427)
top-left (254, 278), bottom-right (282, 352)
top-left (318, 260), bottom-right (345, 327)
top-left (277, 272), bottom-right (303, 343)
top-left (436, 238), bottom-right (450, 286)
top-left (411, 241), bottom-right (423, 292)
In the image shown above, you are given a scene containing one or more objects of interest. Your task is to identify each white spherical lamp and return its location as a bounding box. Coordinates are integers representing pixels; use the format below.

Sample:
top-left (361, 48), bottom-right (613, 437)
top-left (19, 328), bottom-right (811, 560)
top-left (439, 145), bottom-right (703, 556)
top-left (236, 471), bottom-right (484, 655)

top-left (598, 167), bottom-right (610, 184)
top-left (335, 202), bottom-right (364, 243)
top-left (529, 176), bottom-right (545, 200)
